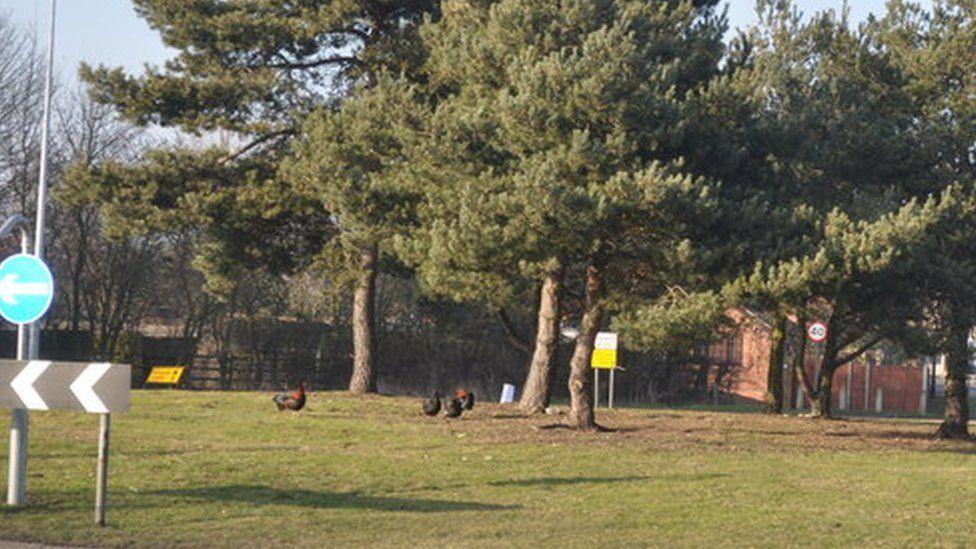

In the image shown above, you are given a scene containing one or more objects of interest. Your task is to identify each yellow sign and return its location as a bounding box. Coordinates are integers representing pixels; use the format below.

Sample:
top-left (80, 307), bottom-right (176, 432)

top-left (146, 366), bottom-right (185, 384)
top-left (591, 332), bottom-right (619, 369)
top-left (591, 348), bottom-right (618, 369)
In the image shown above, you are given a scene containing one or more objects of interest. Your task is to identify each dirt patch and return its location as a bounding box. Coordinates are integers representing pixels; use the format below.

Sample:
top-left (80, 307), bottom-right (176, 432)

top-left (288, 392), bottom-right (976, 455)
top-left (326, 394), bottom-right (976, 455)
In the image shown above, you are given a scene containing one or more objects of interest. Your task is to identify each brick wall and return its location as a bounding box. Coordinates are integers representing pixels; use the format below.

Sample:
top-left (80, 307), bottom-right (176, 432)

top-left (718, 310), bottom-right (926, 415)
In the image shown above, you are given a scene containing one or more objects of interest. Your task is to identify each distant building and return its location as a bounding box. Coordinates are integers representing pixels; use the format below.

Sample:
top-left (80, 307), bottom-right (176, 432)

top-left (715, 310), bottom-right (929, 415)
top-left (929, 353), bottom-right (976, 398)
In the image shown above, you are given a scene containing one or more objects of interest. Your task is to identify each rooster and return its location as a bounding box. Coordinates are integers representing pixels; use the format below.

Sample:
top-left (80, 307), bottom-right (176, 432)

top-left (444, 396), bottom-right (464, 418)
top-left (422, 391), bottom-right (442, 416)
top-left (272, 381), bottom-right (307, 412)
top-left (456, 389), bottom-right (476, 411)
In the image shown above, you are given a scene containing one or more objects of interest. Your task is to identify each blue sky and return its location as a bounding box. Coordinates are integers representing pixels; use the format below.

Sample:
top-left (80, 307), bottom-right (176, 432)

top-left (0, 0), bottom-right (928, 88)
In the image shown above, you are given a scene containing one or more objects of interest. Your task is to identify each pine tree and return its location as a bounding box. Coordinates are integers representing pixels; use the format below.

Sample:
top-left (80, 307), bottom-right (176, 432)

top-left (875, 0), bottom-right (976, 438)
top-left (77, 1), bottom-right (439, 393)
top-left (405, 0), bottom-right (726, 427)
top-left (284, 75), bottom-right (429, 393)
top-left (720, 1), bottom-right (950, 419)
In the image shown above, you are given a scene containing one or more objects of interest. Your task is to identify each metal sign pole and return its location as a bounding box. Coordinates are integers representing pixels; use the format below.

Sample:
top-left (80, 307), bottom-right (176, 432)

top-left (28, 0), bottom-right (56, 371)
top-left (34, 0), bottom-right (56, 263)
top-left (7, 413), bottom-right (26, 506)
top-left (7, 310), bottom-right (28, 505)
top-left (609, 368), bottom-right (614, 409)
top-left (7, 0), bottom-right (56, 509)
top-left (593, 369), bottom-right (599, 409)
top-left (95, 413), bottom-right (110, 526)
top-left (6, 221), bottom-right (30, 506)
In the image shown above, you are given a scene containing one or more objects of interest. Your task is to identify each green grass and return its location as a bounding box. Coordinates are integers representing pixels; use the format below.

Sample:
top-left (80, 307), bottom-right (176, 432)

top-left (0, 391), bottom-right (974, 548)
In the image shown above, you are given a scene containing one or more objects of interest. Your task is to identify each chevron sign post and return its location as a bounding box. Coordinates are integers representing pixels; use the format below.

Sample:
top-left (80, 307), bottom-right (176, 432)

top-left (0, 360), bottom-right (129, 525)
top-left (0, 360), bottom-right (130, 413)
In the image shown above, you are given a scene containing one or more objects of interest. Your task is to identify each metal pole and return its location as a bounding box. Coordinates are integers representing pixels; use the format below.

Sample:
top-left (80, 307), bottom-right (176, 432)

top-left (7, 225), bottom-right (31, 506)
top-left (7, 411), bottom-right (27, 506)
top-left (593, 369), bottom-right (599, 409)
top-left (6, 0), bottom-right (55, 508)
top-left (845, 363), bottom-right (852, 411)
top-left (35, 0), bottom-right (55, 262)
top-left (609, 368), bottom-right (614, 409)
top-left (95, 413), bottom-right (110, 526)
top-left (920, 359), bottom-right (929, 415)
top-left (28, 0), bottom-right (56, 366)
top-left (864, 359), bottom-right (871, 412)
top-left (15, 228), bottom-right (28, 361)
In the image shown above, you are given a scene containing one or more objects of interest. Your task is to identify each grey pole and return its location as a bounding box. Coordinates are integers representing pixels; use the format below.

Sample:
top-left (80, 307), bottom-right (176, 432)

top-left (2, 215), bottom-right (31, 506)
top-left (94, 413), bottom-right (110, 526)
top-left (609, 368), bottom-right (614, 409)
top-left (29, 0), bottom-right (56, 362)
top-left (593, 369), bottom-right (599, 409)
top-left (6, 0), bottom-right (56, 508)
top-left (34, 0), bottom-right (55, 261)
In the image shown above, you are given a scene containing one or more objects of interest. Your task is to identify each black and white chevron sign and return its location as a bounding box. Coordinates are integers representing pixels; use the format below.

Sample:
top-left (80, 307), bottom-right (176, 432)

top-left (0, 360), bottom-right (130, 413)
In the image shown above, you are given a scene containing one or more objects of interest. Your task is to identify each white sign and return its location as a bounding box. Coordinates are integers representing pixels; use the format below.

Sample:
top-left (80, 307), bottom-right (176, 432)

top-left (592, 332), bottom-right (618, 369)
top-left (499, 383), bottom-right (516, 403)
top-left (0, 360), bottom-right (130, 413)
top-left (595, 332), bottom-right (618, 351)
top-left (807, 322), bottom-right (828, 343)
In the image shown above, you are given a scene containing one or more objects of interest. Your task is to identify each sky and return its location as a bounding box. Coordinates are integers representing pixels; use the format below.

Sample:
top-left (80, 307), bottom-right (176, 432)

top-left (0, 0), bottom-right (931, 89)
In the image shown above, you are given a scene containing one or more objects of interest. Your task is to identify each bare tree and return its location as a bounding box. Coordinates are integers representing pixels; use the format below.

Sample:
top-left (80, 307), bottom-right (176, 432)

top-left (49, 89), bottom-right (148, 332)
top-left (0, 14), bottom-right (44, 218)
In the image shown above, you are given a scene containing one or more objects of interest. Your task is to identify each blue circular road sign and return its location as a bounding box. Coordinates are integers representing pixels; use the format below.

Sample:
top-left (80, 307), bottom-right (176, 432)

top-left (0, 254), bottom-right (54, 325)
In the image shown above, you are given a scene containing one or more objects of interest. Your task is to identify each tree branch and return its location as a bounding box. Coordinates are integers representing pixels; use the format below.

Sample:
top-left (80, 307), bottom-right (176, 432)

top-left (220, 129), bottom-right (296, 164)
top-left (835, 335), bottom-right (883, 368)
top-left (267, 56), bottom-right (363, 70)
top-left (497, 308), bottom-right (532, 356)
top-left (337, 27), bottom-right (370, 42)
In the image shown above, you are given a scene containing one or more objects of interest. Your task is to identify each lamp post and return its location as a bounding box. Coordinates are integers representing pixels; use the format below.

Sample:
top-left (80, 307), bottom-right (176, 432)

top-left (4, 0), bottom-right (56, 507)
top-left (30, 0), bottom-right (56, 361)
top-left (0, 215), bottom-right (32, 506)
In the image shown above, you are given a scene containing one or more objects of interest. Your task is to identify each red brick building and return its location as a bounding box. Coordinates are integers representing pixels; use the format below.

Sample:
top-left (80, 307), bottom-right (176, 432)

top-left (715, 310), bottom-right (926, 415)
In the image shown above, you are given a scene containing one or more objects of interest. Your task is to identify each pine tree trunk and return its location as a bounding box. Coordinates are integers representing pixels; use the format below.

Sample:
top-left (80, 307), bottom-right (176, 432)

top-left (809, 321), bottom-right (838, 419)
top-left (810, 365), bottom-right (835, 418)
top-left (567, 261), bottom-right (604, 430)
top-left (348, 244), bottom-right (378, 394)
top-left (519, 260), bottom-right (564, 414)
top-left (792, 313), bottom-right (814, 410)
top-left (764, 313), bottom-right (787, 414)
top-left (936, 327), bottom-right (970, 439)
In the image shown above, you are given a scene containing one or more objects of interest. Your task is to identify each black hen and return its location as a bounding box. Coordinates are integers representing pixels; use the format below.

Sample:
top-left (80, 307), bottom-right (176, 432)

top-left (444, 397), bottom-right (463, 418)
top-left (455, 389), bottom-right (476, 411)
top-left (422, 391), bottom-right (442, 416)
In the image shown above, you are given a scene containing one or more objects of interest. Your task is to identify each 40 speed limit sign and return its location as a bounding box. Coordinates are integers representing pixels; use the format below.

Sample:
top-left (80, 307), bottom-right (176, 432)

top-left (807, 322), bottom-right (828, 343)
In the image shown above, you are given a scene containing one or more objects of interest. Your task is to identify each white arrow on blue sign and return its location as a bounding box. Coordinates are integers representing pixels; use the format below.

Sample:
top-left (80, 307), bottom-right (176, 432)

top-left (0, 254), bottom-right (54, 325)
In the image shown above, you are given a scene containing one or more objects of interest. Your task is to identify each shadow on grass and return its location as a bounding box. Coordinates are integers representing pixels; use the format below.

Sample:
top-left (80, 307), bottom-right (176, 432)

top-left (36, 446), bottom-right (284, 460)
top-left (489, 473), bottom-right (727, 488)
top-left (150, 485), bottom-right (519, 513)
top-left (491, 413), bottom-right (532, 420)
top-left (489, 475), bottom-right (649, 487)
top-left (0, 503), bottom-right (53, 515)
top-left (930, 444), bottom-right (976, 455)
top-left (855, 429), bottom-right (976, 453)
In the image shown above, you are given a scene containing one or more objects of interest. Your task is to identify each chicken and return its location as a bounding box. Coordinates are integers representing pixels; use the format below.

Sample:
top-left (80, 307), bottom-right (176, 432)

top-left (272, 381), bottom-right (307, 412)
top-left (455, 389), bottom-right (476, 411)
top-left (422, 391), bottom-right (442, 416)
top-left (444, 396), bottom-right (464, 418)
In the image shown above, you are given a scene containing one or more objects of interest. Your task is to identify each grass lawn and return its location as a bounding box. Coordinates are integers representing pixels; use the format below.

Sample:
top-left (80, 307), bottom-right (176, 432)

top-left (0, 391), bottom-right (974, 548)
